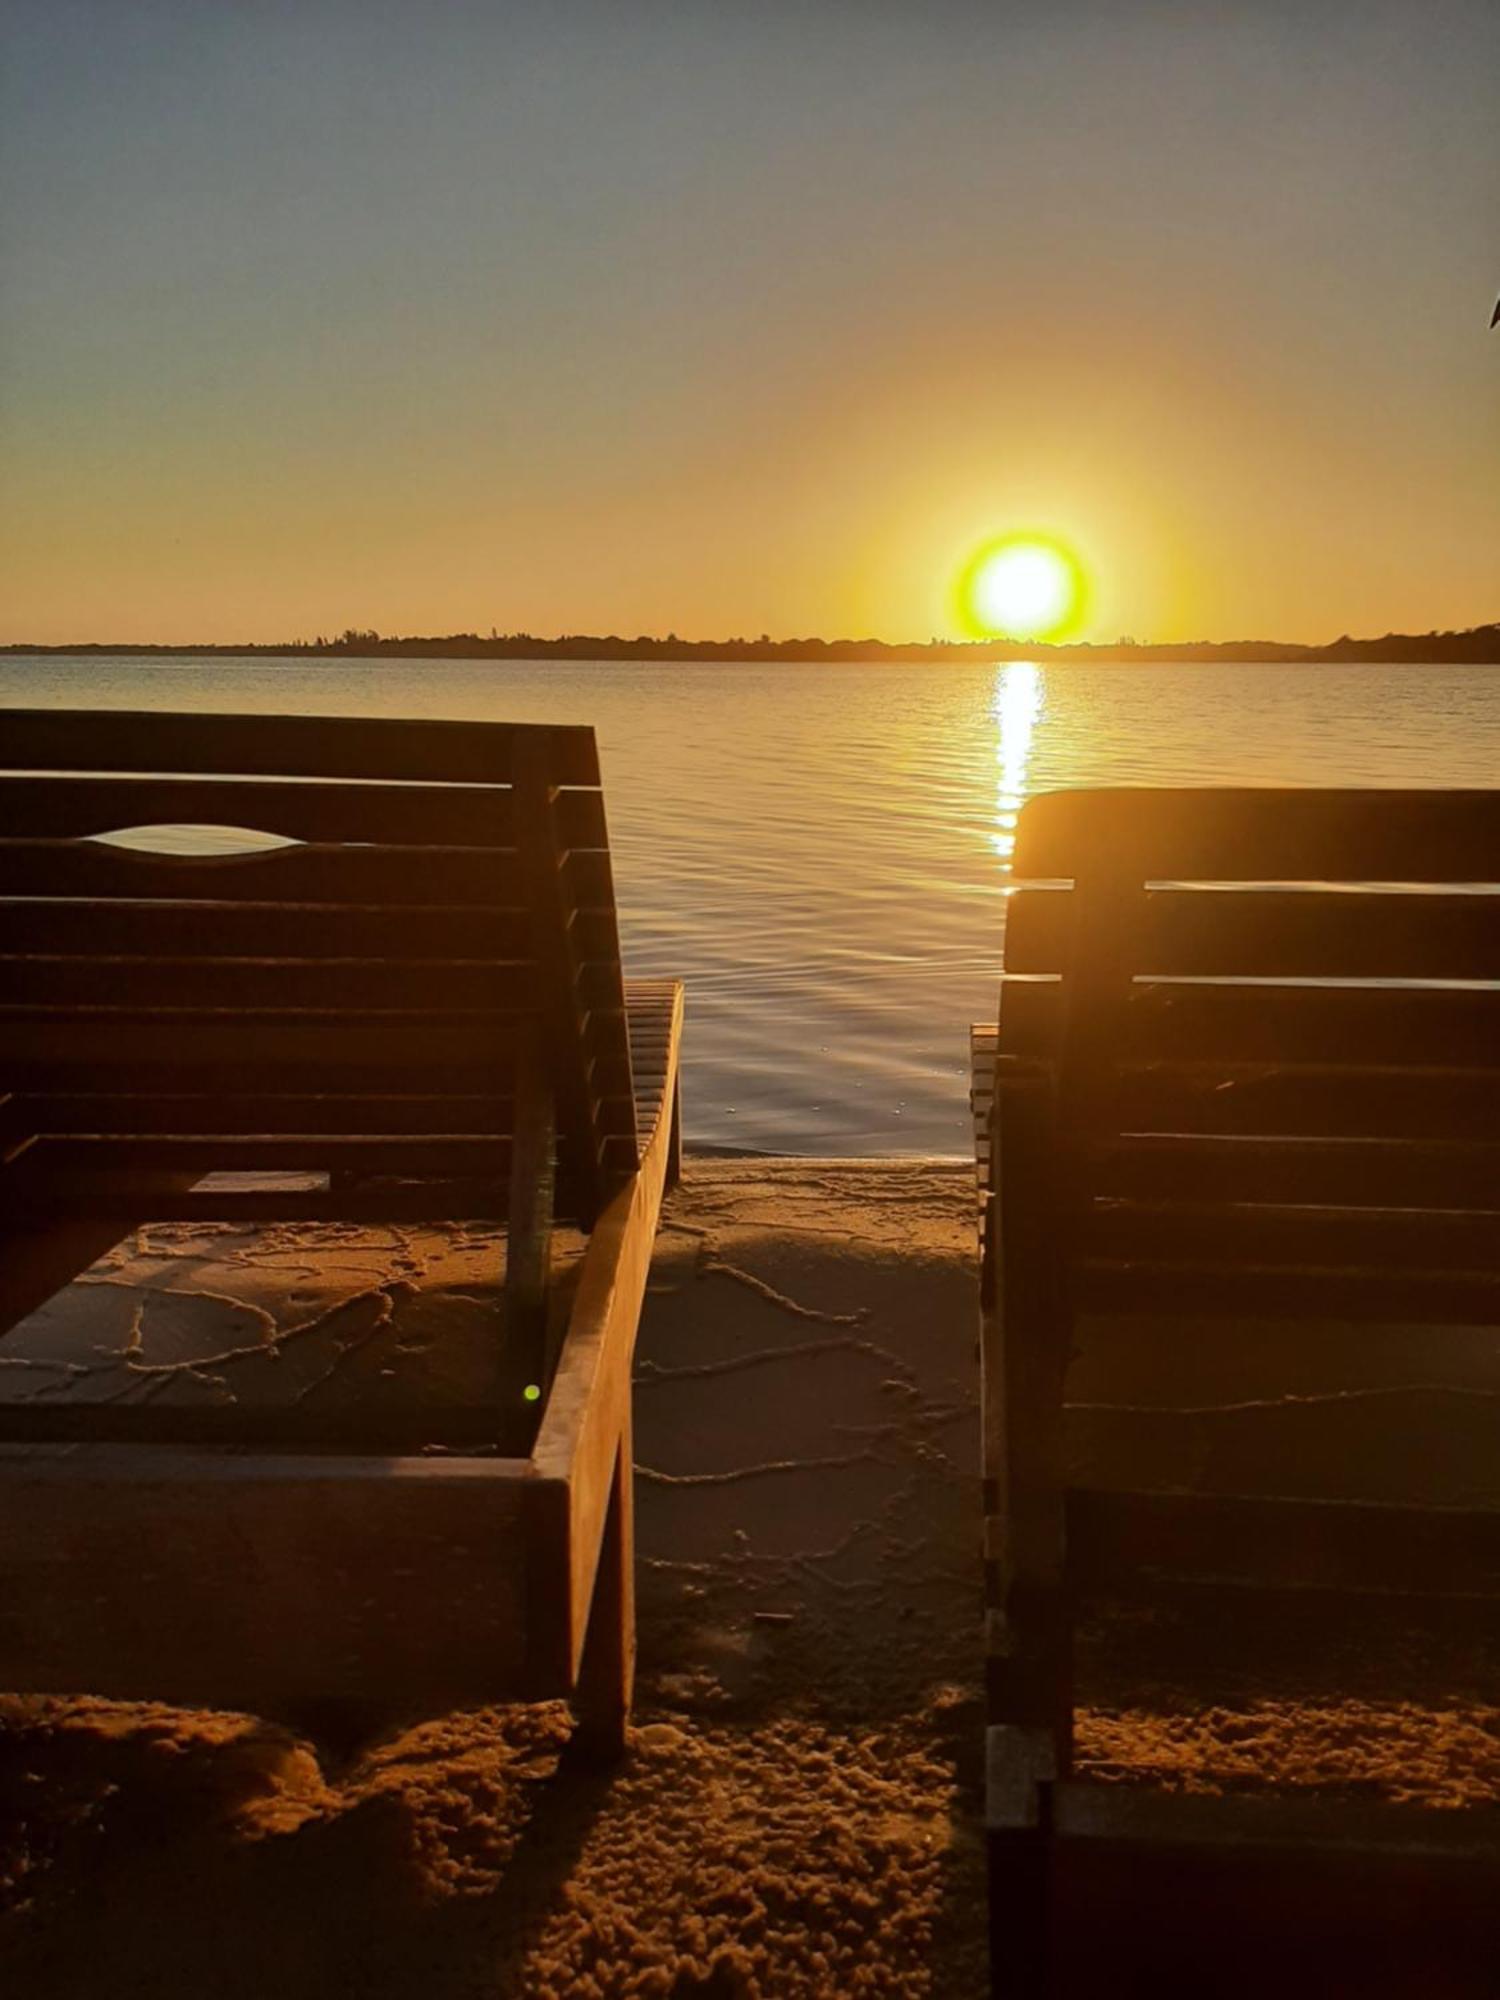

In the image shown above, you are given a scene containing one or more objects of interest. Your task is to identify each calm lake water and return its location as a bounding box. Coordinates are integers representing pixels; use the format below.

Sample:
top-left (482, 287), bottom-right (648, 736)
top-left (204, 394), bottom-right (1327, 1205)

top-left (4, 656), bottom-right (1498, 1155)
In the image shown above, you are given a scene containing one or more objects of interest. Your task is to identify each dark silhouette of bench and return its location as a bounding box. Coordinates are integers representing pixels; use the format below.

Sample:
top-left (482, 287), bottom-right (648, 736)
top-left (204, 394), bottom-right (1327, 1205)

top-left (972, 787), bottom-right (1500, 1991)
top-left (0, 707), bottom-right (682, 1754)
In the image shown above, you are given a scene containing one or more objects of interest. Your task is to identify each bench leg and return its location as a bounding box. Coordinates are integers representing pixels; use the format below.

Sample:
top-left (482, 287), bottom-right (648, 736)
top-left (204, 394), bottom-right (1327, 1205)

top-left (573, 1418), bottom-right (635, 1761)
top-left (507, 1046), bottom-right (557, 1400)
top-left (989, 1824), bottom-right (1053, 1998)
top-left (664, 1071), bottom-right (683, 1194)
top-left (987, 1727), bottom-right (1057, 1997)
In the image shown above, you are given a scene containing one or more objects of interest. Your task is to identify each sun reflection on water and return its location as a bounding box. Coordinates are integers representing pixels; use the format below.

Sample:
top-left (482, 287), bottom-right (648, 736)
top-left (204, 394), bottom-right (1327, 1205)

top-left (991, 660), bottom-right (1043, 863)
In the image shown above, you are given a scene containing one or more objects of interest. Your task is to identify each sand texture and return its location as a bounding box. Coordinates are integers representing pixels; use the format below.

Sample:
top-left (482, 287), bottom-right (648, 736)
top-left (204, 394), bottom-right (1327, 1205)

top-left (0, 1160), bottom-right (1497, 1996)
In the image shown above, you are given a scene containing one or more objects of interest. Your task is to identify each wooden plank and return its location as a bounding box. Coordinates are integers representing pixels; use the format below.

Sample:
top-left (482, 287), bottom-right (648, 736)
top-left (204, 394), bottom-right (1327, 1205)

top-left (970, 1024), bottom-right (999, 1196)
top-left (0, 1012), bottom-right (536, 1078)
top-left (1, 900), bottom-right (531, 961)
top-left (2, 1057), bottom-right (513, 1098)
top-left (1066, 1488), bottom-right (1500, 1598)
top-left (1051, 1781), bottom-right (1500, 1862)
top-left (623, 978), bottom-right (683, 1149)
top-left (1054, 864), bottom-right (1146, 1195)
top-left (0, 838), bottom-right (557, 908)
top-left (986, 1064), bottom-right (1074, 1745)
top-left (1015, 787), bottom-right (1500, 883)
top-left (997, 979), bottom-right (1064, 1059)
top-left (982, 1042), bottom-right (1500, 1153)
top-left (2, 1133), bottom-right (515, 1176)
top-left (1114, 1063), bottom-right (1500, 1143)
top-left (1007, 885), bottom-right (1500, 980)
top-left (532, 980), bottom-right (682, 1687)
top-left (0, 955), bottom-right (564, 1013)
top-left (0, 1447), bottom-right (537, 1705)
top-left (506, 1029), bottom-right (557, 1403)
top-left (1089, 1133), bottom-right (1500, 1210)
top-left (0, 955), bottom-right (620, 1015)
top-left (0, 1176), bottom-right (520, 1225)
top-left (587, 1091), bottom-right (640, 1140)
top-left (984, 1721), bottom-right (1056, 1993)
top-left (1077, 1260), bottom-right (1500, 1326)
top-left (0, 774), bottom-right (608, 850)
top-left (558, 847), bottom-right (620, 914)
top-left (1086, 1199), bottom-right (1500, 1273)
top-left (0, 1402), bottom-right (526, 1451)
top-left (0, 901), bottom-right (617, 961)
top-left (5, 1092), bottom-right (517, 1137)
top-left (0, 708), bottom-right (601, 787)
top-left (1, 1045), bottom-right (661, 1222)
top-left (1109, 982), bottom-right (1500, 1068)
top-left (7, 1172), bottom-right (606, 1227)
top-left (572, 1412), bottom-right (635, 1759)
top-left (985, 1721), bottom-right (1057, 1832)
top-left (513, 733), bottom-right (616, 1228)
top-left (0, 1043), bottom-right (635, 1101)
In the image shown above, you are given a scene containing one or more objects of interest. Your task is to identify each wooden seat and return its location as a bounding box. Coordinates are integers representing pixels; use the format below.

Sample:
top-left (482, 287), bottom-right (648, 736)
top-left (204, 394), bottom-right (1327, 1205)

top-left (0, 707), bottom-right (684, 1752)
top-left (972, 787), bottom-right (1500, 1991)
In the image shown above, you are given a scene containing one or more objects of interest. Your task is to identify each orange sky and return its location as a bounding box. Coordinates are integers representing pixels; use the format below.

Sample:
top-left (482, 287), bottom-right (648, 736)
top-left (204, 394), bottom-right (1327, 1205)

top-left (2, 2), bottom-right (1497, 648)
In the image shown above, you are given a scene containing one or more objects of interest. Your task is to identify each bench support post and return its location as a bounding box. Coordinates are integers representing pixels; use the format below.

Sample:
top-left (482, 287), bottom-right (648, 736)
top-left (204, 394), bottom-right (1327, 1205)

top-left (507, 1032), bottom-right (556, 1404)
top-left (986, 1065), bottom-right (1073, 1755)
top-left (573, 1414), bottom-right (635, 1760)
top-left (665, 1065), bottom-right (683, 1193)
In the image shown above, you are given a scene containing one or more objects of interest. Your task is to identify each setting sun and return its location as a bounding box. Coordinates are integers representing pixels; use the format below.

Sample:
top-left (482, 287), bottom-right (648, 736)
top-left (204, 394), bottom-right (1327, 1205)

top-left (955, 534), bottom-right (1087, 641)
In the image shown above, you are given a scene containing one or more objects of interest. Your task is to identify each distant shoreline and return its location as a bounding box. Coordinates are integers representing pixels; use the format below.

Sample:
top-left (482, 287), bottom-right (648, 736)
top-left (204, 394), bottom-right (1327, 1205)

top-left (3, 620), bottom-right (1498, 666)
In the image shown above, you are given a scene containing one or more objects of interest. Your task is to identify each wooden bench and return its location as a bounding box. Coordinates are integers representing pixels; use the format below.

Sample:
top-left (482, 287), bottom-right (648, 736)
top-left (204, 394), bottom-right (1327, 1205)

top-left (0, 707), bottom-right (683, 1754)
top-left (972, 787), bottom-right (1500, 1990)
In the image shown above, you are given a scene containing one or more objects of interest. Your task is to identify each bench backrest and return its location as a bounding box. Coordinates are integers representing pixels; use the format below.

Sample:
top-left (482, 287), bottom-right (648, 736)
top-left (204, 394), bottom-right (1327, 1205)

top-left (999, 788), bottom-right (1500, 1326)
top-left (0, 708), bottom-right (636, 1226)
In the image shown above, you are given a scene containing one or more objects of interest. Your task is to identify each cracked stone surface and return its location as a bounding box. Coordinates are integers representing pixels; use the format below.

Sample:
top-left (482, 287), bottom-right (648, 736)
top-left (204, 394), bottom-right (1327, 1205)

top-left (0, 1214), bottom-right (585, 1433)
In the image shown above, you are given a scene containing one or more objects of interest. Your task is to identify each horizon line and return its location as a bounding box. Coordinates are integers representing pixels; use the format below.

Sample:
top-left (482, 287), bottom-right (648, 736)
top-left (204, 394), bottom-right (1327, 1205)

top-left (3, 615), bottom-right (1498, 660)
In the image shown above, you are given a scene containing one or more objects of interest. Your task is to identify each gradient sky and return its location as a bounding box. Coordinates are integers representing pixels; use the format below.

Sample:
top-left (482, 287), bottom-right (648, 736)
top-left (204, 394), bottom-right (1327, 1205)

top-left (2, 0), bottom-right (1497, 647)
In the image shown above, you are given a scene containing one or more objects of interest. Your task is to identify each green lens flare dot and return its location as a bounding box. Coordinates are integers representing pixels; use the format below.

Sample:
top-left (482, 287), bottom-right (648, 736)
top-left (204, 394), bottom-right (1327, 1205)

top-left (523, 1383), bottom-right (542, 1403)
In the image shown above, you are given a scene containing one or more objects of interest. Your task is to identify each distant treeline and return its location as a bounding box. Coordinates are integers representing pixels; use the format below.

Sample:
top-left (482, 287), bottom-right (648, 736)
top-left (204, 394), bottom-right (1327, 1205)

top-left (5, 621), bottom-right (1499, 664)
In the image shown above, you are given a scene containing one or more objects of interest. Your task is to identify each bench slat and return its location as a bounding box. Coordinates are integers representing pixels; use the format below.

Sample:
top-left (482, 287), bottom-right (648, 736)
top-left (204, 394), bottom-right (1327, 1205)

top-left (1086, 1199), bottom-right (1500, 1273)
top-left (999, 979), bottom-right (1500, 1068)
top-left (1006, 885), bottom-right (1500, 979)
top-left (3, 1134), bottom-right (518, 1175)
top-left (1113, 1065), bottom-right (1500, 1143)
top-left (0, 840), bottom-right (615, 910)
top-left (0, 954), bottom-right (621, 1013)
top-left (1089, 1133), bottom-right (1500, 1210)
top-left (0, 708), bottom-right (601, 787)
top-left (1067, 1488), bottom-right (1500, 1597)
top-left (5, 1092), bottom-right (518, 1137)
top-left (0, 776), bottom-right (608, 850)
top-left (0, 901), bottom-right (541, 960)
top-left (1015, 788), bottom-right (1500, 882)
top-left (0, 1402), bottom-right (529, 1450)
top-left (0, 1053), bottom-right (630, 1098)
top-left (3, 1014), bottom-right (636, 1093)
top-left (1077, 1261), bottom-right (1500, 1325)
top-left (1050, 1779), bottom-right (1500, 1859)
top-left (0, 1011), bottom-right (535, 1074)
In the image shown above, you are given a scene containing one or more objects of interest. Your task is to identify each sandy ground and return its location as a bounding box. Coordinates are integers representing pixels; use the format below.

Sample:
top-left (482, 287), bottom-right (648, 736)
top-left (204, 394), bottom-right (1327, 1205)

top-left (0, 1160), bottom-right (1497, 1996)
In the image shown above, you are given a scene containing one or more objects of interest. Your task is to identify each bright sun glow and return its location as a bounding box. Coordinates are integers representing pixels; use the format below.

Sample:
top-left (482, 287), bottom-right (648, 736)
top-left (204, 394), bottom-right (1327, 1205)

top-left (955, 533), bottom-right (1086, 640)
